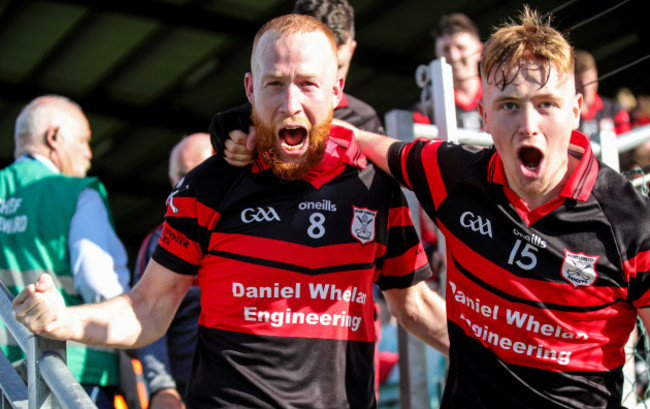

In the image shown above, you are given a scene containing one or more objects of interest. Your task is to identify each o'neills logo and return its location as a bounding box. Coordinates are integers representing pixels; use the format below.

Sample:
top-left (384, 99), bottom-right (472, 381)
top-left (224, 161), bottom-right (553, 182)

top-left (299, 199), bottom-right (337, 212)
top-left (512, 228), bottom-right (547, 248)
top-left (351, 206), bottom-right (377, 245)
top-left (561, 250), bottom-right (598, 287)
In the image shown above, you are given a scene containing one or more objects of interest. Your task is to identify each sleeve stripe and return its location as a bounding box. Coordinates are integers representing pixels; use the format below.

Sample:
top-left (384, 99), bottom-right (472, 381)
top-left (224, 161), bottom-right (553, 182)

top-left (623, 250), bottom-right (650, 281)
top-left (420, 140), bottom-right (447, 210)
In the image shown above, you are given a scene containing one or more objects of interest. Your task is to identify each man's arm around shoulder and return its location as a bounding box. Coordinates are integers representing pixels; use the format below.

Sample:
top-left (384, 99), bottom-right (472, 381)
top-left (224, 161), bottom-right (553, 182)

top-left (332, 119), bottom-right (400, 176)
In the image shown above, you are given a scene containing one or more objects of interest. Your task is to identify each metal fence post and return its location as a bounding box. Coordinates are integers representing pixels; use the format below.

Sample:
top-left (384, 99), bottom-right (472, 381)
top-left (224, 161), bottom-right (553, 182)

top-left (415, 57), bottom-right (456, 142)
top-left (384, 109), bottom-right (430, 408)
top-left (27, 336), bottom-right (66, 409)
top-left (1, 349), bottom-right (28, 408)
top-left (599, 119), bottom-right (620, 172)
top-left (383, 56), bottom-right (455, 409)
top-left (1, 282), bottom-right (96, 409)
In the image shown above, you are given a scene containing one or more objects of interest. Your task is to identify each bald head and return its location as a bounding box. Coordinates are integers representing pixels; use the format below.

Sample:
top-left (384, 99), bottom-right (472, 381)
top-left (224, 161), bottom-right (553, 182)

top-left (14, 95), bottom-right (92, 177)
top-left (168, 133), bottom-right (213, 186)
top-left (15, 95), bottom-right (85, 156)
top-left (250, 14), bottom-right (338, 79)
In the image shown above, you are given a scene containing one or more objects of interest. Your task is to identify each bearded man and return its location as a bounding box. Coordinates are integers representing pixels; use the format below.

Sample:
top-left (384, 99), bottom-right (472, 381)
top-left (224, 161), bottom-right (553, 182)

top-left (13, 13), bottom-right (448, 408)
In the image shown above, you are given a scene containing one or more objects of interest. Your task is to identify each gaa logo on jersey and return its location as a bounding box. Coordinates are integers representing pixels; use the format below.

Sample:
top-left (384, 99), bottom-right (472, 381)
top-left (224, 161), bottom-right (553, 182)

top-left (351, 206), bottom-right (377, 245)
top-left (561, 250), bottom-right (599, 287)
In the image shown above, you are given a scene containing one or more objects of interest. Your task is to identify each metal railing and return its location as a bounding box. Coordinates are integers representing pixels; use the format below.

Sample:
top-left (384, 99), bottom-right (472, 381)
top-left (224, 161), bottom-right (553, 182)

top-left (0, 282), bottom-right (96, 409)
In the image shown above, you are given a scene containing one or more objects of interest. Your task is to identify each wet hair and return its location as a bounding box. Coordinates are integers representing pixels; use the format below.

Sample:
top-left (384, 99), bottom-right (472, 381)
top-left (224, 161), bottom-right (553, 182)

top-left (432, 13), bottom-right (480, 41)
top-left (293, 0), bottom-right (355, 46)
top-left (480, 5), bottom-right (574, 90)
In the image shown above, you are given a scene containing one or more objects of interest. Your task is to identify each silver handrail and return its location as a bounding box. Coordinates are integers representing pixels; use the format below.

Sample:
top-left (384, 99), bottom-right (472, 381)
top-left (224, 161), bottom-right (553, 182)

top-left (0, 281), bottom-right (96, 409)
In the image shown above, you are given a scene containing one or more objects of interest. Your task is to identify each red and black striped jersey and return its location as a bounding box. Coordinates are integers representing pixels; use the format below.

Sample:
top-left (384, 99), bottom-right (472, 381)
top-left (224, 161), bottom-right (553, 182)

top-left (152, 125), bottom-right (431, 408)
top-left (388, 130), bottom-right (650, 408)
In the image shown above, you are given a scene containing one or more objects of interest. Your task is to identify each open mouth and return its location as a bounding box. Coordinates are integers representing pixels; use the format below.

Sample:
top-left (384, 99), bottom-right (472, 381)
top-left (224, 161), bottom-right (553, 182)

top-left (279, 126), bottom-right (307, 151)
top-left (519, 147), bottom-right (542, 171)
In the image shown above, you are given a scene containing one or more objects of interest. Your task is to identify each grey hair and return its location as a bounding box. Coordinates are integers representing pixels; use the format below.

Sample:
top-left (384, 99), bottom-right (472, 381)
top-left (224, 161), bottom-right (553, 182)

top-left (13, 94), bottom-right (82, 158)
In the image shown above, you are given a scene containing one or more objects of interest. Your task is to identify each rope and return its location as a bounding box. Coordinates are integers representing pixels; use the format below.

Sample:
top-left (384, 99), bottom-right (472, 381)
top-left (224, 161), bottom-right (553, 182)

top-left (560, 0), bottom-right (631, 32)
top-left (576, 54), bottom-right (650, 93)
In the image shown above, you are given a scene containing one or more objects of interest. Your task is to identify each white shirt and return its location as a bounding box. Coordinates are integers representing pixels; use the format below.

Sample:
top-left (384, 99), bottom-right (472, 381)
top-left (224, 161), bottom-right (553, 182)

top-left (18, 154), bottom-right (130, 302)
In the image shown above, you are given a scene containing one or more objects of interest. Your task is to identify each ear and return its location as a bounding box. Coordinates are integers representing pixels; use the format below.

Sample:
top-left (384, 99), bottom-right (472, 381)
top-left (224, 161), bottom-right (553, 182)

top-left (244, 73), bottom-right (254, 105)
top-left (477, 99), bottom-right (489, 134)
top-left (45, 126), bottom-right (60, 150)
top-left (332, 76), bottom-right (344, 109)
top-left (44, 126), bottom-right (65, 173)
top-left (571, 92), bottom-right (583, 130)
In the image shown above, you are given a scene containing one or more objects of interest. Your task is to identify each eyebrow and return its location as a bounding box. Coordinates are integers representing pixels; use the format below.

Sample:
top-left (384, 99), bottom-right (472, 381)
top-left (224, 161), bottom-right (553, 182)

top-left (492, 91), bottom-right (563, 105)
top-left (263, 71), bottom-right (322, 82)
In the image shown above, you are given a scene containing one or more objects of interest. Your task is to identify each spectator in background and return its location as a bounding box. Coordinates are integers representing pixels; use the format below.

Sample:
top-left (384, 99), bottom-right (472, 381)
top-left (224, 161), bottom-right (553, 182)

top-left (0, 95), bottom-right (130, 408)
top-left (616, 87), bottom-right (637, 117)
top-left (575, 49), bottom-right (631, 141)
top-left (414, 12), bottom-right (484, 131)
top-left (632, 94), bottom-right (650, 128)
top-left (411, 13), bottom-right (485, 285)
top-left (412, 13), bottom-right (486, 290)
top-left (619, 93), bottom-right (650, 172)
top-left (133, 133), bottom-right (212, 409)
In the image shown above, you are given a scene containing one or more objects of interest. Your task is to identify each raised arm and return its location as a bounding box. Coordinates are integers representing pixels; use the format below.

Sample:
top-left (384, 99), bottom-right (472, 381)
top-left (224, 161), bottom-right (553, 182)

top-left (383, 281), bottom-right (449, 356)
top-left (328, 118), bottom-right (399, 176)
top-left (13, 259), bottom-right (193, 349)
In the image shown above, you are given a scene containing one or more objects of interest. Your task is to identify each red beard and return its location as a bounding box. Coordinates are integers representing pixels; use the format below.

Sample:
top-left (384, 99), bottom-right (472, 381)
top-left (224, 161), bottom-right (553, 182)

top-left (252, 107), bottom-right (332, 181)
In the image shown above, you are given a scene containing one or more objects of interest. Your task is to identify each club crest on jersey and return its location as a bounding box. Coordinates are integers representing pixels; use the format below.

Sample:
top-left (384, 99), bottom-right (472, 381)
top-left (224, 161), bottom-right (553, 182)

top-left (561, 250), bottom-right (599, 287)
top-left (351, 206), bottom-right (377, 245)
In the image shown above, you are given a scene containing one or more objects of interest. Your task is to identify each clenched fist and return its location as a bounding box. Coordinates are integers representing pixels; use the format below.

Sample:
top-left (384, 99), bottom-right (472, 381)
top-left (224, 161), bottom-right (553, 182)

top-left (13, 273), bottom-right (73, 340)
